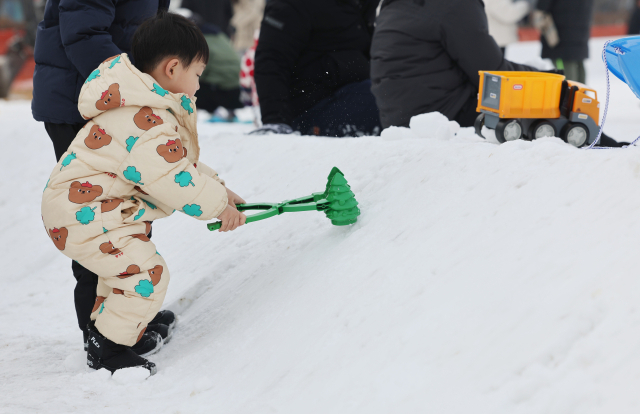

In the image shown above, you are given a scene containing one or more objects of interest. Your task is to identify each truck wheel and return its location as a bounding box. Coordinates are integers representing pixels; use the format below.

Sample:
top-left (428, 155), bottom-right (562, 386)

top-left (495, 119), bottom-right (523, 143)
top-left (562, 123), bottom-right (589, 147)
top-left (474, 113), bottom-right (485, 138)
top-left (529, 121), bottom-right (556, 140)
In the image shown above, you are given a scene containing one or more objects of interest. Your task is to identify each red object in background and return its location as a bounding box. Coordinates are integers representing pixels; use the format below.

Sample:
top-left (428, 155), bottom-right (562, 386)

top-left (519, 24), bottom-right (629, 41)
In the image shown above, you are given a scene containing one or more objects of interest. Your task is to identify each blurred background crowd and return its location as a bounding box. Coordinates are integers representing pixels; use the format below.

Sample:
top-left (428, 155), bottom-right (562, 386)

top-left (2, 0), bottom-right (640, 138)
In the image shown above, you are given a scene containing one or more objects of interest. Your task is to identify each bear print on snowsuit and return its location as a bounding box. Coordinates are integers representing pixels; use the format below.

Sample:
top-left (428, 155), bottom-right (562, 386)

top-left (117, 264), bottom-right (141, 279)
top-left (49, 227), bottom-right (68, 250)
top-left (68, 181), bottom-right (103, 204)
top-left (100, 198), bottom-right (124, 213)
top-left (157, 138), bottom-right (187, 163)
top-left (134, 106), bottom-right (163, 130)
top-left (92, 296), bottom-right (106, 313)
top-left (84, 125), bottom-right (112, 150)
top-left (148, 265), bottom-right (163, 286)
top-left (99, 241), bottom-right (121, 256)
top-left (96, 83), bottom-right (121, 111)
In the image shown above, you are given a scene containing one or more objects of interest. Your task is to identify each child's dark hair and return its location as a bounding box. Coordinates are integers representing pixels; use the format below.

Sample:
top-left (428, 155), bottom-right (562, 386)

top-left (131, 10), bottom-right (209, 74)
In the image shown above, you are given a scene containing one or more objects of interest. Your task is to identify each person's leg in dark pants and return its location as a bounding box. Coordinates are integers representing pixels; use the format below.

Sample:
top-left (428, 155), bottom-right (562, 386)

top-left (292, 80), bottom-right (382, 137)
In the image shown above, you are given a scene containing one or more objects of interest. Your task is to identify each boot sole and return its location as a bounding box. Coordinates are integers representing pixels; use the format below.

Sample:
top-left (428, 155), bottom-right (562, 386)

top-left (138, 335), bottom-right (164, 358)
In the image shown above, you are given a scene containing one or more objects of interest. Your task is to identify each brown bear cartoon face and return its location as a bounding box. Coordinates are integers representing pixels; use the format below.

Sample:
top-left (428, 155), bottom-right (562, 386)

top-left (113, 288), bottom-right (124, 295)
top-left (101, 198), bottom-right (124, 213)
top-left (95, 83), bottom-right (121, 111)
top-left (156, 138), bottom-right (186, 163)
top-left (68, 181), bottom-right (103, 204)
top-left (84, 125), bottom-right (112, 149)
top-left (92, 296), bottom-right (106, 313)
top-left (134, 107), bottom-right (163, 130)
top-left (131, 234), bottom-right (150, 242)
top-left (148, 265), bottom-right (163, 286)
top-left (99, 241), bottom-right (121, 256)
top-left (117, 264), bottom-right (141, 279)
top-left (49, 227), bottom-right (68, 250)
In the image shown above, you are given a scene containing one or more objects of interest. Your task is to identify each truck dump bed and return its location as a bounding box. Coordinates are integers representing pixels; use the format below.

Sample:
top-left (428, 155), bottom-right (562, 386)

top-left (477, 71), bottom-right (565, 119)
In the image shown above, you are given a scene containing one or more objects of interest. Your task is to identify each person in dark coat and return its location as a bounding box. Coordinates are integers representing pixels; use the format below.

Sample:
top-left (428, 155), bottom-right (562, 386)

top-left (370, 0), bottom-right (534, 130)
top-left (628, 0), bottom-right (640, 35)
top-left (251, 0), bottom-right (382, 137)
top-left (31, 0), bottom-right (173, 347)
top-left (536, 0), bottom-right (594, 84)
top-left (181, 0), bottom-right (234, 37)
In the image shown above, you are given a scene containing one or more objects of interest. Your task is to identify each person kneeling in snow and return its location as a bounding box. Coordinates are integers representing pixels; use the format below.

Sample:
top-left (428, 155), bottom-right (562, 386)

top-left (41, 10), bottom-right (246, 377)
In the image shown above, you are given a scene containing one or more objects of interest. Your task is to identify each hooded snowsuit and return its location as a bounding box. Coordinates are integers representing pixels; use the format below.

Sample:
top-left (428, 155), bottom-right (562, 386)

top-left (41, 54), bottom-right (228, 346)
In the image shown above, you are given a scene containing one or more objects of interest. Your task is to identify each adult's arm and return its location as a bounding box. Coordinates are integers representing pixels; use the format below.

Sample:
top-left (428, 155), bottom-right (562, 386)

top-left (58, 0), bottom-right (122, 79)
top-left (484, 0), bottom-right (530, 24)
top-left (254, 0), bottom-right (312, 125)
top-left (441, 0), bottom-right (535, 89)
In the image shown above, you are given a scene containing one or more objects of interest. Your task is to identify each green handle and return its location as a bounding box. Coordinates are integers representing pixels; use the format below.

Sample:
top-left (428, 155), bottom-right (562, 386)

top-left (206, 199), bottom-right (328, 231)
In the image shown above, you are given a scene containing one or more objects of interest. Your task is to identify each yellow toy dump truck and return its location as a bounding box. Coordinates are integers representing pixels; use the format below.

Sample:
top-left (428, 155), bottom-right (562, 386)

top-left (474, 71), bottom-right (600, 147)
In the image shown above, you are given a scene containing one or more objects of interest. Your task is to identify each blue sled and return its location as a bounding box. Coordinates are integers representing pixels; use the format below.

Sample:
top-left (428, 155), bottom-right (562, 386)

top-left (605, 36), bottom-right (640, 99)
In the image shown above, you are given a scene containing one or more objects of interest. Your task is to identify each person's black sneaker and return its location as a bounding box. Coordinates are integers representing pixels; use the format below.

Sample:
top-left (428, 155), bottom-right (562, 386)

top-left (86, 321), bottom-right (156, 376)
top-left (131, 331), bottom-right (164, 357)
top-left (146, 323), bottom-right (172, 344)
top-left (150, 310), bottom-right (176, 330)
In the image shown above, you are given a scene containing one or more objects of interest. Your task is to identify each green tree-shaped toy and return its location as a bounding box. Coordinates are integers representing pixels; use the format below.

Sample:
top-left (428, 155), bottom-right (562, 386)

top-left (323, 169), bottom-right (360, 226)
top-left (207, 167), bottom-right (360, 231)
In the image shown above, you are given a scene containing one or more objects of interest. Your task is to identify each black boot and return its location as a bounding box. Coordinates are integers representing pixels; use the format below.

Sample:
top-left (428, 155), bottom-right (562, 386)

top-left (84, 310), bottom-right (176, 351)
top-left (86, 322), bottom-right (157, 376)
top-left (131, 330), bottom-right (164, 356)
top-left (146, 324), bottom-right (172, 344)
top-left (150, 310), bottom-right (177, 331)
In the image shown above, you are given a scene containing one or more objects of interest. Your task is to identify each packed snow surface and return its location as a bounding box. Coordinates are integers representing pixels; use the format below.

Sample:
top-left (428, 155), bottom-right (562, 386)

top-left (3, 38), bottom-right (640, 413)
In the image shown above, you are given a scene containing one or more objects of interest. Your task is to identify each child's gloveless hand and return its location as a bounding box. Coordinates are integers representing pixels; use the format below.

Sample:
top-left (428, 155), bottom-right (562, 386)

top-left (216, 204), bottom-right (247, 232)
top-left (225, 187), bottom-right (246, 207)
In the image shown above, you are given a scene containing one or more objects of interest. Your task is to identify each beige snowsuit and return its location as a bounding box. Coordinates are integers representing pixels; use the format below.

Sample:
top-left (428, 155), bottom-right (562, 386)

top-left (41, 54), bottom-right (228, 346)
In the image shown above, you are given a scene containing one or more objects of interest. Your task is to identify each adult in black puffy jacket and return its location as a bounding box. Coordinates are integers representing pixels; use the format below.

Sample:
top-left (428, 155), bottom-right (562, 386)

top-left (370, 0), bottom-right (534, 129)
top-left (31, 0), bottom-right (168, 342)
top-left (536, 0), bottom-right (594, 84)
top-left (252, 0), bottom-right (382, 137)
top-left (32, 0), bottom-right (168, 134)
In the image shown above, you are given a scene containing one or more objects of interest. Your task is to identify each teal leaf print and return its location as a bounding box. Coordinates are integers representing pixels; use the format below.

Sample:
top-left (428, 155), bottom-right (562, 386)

top-left (125, 136), bottom-right (139, 152)
top-left (183, 204), bottom-right (202, 217)
top-left (135, 279), bottom-right (154, 298)
top-left (60, 152), bottom-right (76, 171)
top-left (103, 227), bottom-right (108, 233)
top-left (152, 83), bottom-right (169, 97)
top-left (144, 200), bottom-right (157, 210)
top-left (181, 95), bottom-right (193, 115)
top-left (108, 55), bottom-right (121, 69)
top-left (175, 171), bottom-right (195, 187)
top-left (43, 178), bottom-right (49, 192)
top-left (85, 69), bottom-right (100, 84)
top-left (99, 302), bottom-right (105, 314)
top-left (123, 166), bottom-right (144, 185)
top-left (76, 206), bottom-right (97, 225)
top-left (133, 209), bottom-right (146, 221)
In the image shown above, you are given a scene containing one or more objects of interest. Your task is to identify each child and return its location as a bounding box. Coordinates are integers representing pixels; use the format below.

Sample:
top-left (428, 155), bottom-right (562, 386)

top-left (41, 10), bottom-right (246, 377)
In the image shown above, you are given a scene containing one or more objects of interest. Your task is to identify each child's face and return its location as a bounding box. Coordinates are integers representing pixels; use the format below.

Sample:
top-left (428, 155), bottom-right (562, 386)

top-left (151, 58), bottom-right (206, 98)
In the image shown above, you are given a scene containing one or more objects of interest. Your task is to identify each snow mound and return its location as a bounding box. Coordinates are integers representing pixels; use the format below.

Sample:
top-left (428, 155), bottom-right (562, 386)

top-left (381, 111), bottom-right (460, 141)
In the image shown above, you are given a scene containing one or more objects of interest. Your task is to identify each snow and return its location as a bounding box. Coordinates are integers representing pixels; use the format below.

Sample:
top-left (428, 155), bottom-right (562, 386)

top-left (3, 38), bottom-right (640, 413)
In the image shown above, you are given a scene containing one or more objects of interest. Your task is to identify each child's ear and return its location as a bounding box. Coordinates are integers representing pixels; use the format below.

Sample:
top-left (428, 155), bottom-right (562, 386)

top-left (165, 58), bottom-right (180, 79)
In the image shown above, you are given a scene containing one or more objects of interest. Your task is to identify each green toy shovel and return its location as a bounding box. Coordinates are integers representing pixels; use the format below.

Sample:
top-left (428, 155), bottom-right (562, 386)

top-left (207, 167), bottom-right (360, 231)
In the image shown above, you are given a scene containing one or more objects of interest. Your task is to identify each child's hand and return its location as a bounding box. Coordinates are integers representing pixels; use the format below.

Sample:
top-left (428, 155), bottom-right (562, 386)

top-left (216, 204), bottom-right (247, 232)
top-left (225, 187), bottom-right (246, 207)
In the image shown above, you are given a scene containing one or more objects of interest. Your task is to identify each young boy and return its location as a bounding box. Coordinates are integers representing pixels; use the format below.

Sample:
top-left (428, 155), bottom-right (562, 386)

top-left (41, 10), bottom-right (246, 377)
